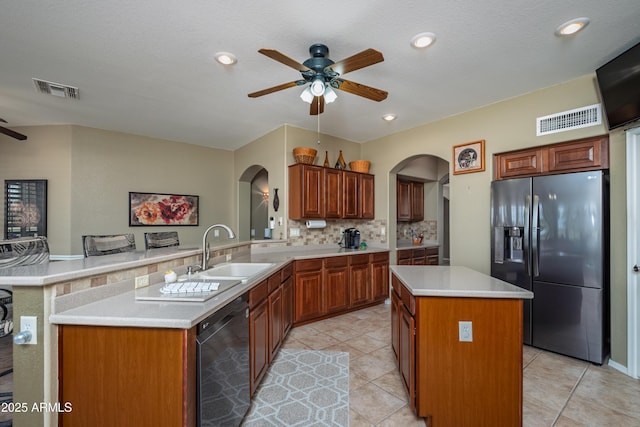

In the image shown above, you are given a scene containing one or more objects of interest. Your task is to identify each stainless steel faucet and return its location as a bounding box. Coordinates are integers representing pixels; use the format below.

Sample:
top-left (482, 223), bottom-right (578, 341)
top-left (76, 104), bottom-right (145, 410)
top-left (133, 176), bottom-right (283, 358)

top-left (201, 224), bottom-right (236, 270)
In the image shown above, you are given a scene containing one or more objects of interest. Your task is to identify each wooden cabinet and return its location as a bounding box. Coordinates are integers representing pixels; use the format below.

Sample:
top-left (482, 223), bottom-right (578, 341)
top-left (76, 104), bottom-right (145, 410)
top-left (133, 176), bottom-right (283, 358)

top-left (410, 181), bottom-right (424, 221)
top-left (324, 168), bottom-right (343, 218)
top-left (494, 135), bottom-right (609, 180)
top-left (268, 286), bottom-right (282, 361)
top-left (390, 289), bottom-right (400, 362)
top-left (59, 325), bottom-right (197, 427)
top-left (293, 258), bottom-right (325, 323)
top-left (399, 302), bottom-right (416, 412)
top-left (397, 180), bottom-right (424, 222)
top-left (360, 173), bottom-right (375, 219)
top-left (289, 164), bottom-right (324, 219)
top-left (281, 265), bottom-right (294, 337)
top-left (289, 164), bottom-right (374, 219)
top-left (293, 252), bottom-right (390, 326)
top-left (371, 252), bottom-right (390, 301)
top-left (349, 254), bottom-right (371, 308)
top-left (397, 247), bottom-right (438, 266)
top-left (324, 256), bottom-right (350, 314)
top-left (249, 294), bottom-right (270, 396)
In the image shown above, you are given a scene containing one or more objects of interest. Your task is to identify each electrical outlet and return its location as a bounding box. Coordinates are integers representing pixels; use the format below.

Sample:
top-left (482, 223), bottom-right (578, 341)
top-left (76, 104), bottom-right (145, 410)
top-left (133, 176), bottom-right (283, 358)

top-left (339, 227), bottom-right (345, 234)
top-left (459, 321), bottom-right (473, 342)
top-left (226, 254), bottom-right (232, 262)
top-left (214, 230), bottom-right (219, 237)
top-left (381, 226), bottom-right (386, 236)
top-left (20, 316), bottom-right (37, 345)
top-left (135, 275), bottom-right (150, 289)
top-left (290, 228), bottom-right (300, 237)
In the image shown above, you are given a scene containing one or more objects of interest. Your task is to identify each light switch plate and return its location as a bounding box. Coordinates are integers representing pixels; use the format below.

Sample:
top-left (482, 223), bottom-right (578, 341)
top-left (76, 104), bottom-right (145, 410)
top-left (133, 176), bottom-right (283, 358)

top-left (459, 321), bottom-right (473, 342)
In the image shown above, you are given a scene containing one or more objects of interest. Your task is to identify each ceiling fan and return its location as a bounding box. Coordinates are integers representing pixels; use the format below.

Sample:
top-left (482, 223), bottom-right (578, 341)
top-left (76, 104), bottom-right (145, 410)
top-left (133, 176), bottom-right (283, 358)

top-left (0, 118), bottom-right (27, 141)
top-left (248, 43), bottom-right (388, 115)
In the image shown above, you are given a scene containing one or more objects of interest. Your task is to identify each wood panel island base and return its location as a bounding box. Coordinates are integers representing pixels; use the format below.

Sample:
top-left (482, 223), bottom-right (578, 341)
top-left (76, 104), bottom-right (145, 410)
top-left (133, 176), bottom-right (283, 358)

top-left (390, 266), bottom-right (534, 427)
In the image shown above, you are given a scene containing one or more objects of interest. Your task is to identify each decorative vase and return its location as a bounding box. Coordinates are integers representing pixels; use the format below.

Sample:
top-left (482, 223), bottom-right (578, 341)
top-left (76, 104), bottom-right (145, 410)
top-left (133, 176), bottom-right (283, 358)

top-left (273, 188), bottom-right (279, 212)
top-left (323, 151), bottom-right (330, 167)
top-left (335, 150), bottom-right (346, 169)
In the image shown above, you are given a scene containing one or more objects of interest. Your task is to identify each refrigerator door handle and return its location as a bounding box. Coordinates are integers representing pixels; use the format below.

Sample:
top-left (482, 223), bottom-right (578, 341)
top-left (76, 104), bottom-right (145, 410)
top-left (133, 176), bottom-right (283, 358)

top-left (524, 195), bottom-right (531, 276)
top-left (532, 194), bottom-right (540, 277)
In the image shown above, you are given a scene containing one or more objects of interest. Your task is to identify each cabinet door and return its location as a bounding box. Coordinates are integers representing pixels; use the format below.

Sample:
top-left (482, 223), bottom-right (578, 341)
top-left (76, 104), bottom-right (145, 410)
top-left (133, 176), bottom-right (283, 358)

top-left (360, 173), bottom-right (375, 219)
top-left (349, 254), bottom-right (371, 307)
top-left (547, 136), bottom-right (609, 172)
top-left (410, 182), bottom-right (424, 221)
top-left (324, 257), bottom-right (349, 314)
top-left (495, 148), bottom-right (545, 180)
top-left (425, 247), bottom-right (439, 265)
top-left (391, 289), bottom-right (400, 366)
top-left (400, 303), bottom-right (416, 412)
top-left (371, 253), bottom-right (390, 301)
top-left (343, 171), bottom-right (360, 218)
top-left (288, 164), bottom-right (324, 219)
top-left (268, 287), bottom-right (282, 362)
top-left (324, 168), bottom-right (343, 218)
top-left (282, 276), bottom-right (294, 337)
top-left (397, 180), bottom-right (412, 221)
top-left (294, 260), bottom-right (325, 323)
top-left (250, 299), bottom-right (270, 396)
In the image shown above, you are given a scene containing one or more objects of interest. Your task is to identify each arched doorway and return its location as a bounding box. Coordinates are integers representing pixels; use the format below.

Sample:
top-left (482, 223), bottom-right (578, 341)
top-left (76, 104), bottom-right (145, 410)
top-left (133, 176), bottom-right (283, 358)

top-left (238, 165), bottom-right (269, 241)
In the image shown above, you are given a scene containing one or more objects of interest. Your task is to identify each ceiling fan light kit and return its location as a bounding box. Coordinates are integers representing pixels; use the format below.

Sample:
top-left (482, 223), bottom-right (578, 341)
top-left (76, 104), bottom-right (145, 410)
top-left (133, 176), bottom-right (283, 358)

top-left (248, 43), bottom-right (387, 115)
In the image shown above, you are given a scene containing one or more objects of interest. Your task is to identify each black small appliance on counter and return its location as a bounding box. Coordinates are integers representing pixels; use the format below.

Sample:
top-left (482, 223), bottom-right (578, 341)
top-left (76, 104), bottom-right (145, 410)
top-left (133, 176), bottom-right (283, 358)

top-left (341, 228), bottom-right (360, 249)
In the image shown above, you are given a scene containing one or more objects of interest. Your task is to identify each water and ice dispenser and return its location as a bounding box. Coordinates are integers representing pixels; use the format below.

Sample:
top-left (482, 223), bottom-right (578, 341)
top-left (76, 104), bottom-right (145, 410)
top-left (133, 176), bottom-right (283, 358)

top-left (493, 226), bottom-right (524, 264)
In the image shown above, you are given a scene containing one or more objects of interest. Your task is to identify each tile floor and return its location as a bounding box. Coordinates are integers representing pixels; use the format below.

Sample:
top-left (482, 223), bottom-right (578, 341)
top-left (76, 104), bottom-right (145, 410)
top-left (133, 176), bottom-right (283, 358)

top-left (282, 303), bottom-right (640, 427)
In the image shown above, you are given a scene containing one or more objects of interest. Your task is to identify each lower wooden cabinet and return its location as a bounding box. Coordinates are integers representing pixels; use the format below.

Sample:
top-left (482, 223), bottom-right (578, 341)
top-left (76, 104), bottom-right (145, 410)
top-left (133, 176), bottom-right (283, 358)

top-left (399, 302), bottom-right (416, 412)
top-left (294, 252), bottom-right (390, 325)
top-left (397, 247), bottom-right (439, 266)
top-left (249, 296), bottom-right (270, 396)
top-left (58, 325), bottom-right (196, 427)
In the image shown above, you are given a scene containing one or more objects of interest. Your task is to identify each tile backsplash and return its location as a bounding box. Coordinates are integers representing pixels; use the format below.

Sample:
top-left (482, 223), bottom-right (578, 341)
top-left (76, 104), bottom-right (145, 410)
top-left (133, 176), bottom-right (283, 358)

top-left (396, 220), bottom-right (437, 241)
top-left (286, 219), bottom-right (388, 246)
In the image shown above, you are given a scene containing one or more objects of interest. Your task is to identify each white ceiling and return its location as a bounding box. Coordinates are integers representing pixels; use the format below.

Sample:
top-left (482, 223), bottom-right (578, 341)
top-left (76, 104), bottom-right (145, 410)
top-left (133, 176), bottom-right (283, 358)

top-left (1, 0), bottom-right (639, 150)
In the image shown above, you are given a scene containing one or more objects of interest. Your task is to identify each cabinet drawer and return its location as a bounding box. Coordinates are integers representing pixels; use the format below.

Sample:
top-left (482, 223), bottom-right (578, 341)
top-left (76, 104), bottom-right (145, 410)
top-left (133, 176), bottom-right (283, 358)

top-left (350, 253), bottom-right (369, 265)
top-left (267, 273), bottom-right (280, 294)
top-left (397, 249), bottom-right (411, 261)
top-left (411, 248), bottom-right (426, 258)
top-left (371, 251), bottom-right (390, 263)
top-left (400, 283), bottom-right (415, 316)
top-left (324, 256), bottom-right (348, 268)
top-left (392, 275), bottom-right (402, 296)
top-left (249, 279), bottom-right (269, 308)
top-left (280, 263), bottom-right (293, 282)
top-left (425, 247), bottom-right (438, 256)
top-left (294, 258), bottom-right (323, 273)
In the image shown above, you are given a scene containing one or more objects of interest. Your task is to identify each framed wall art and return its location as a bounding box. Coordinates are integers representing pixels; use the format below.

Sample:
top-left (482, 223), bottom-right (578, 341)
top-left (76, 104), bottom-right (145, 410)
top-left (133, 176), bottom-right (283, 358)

top-left (129, 192), bottom-right (199, 226)
top-left (452, 140), bottom-right (485, 175)
top-left (4, 179), bottom-right (48, 239)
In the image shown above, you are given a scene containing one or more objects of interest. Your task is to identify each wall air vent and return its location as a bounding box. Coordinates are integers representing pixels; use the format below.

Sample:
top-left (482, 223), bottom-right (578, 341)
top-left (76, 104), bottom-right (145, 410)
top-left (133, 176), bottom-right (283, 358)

top-left (536, 103), bottom-right (601, 136)
top-left (32, 78), bottom-right (79, 100)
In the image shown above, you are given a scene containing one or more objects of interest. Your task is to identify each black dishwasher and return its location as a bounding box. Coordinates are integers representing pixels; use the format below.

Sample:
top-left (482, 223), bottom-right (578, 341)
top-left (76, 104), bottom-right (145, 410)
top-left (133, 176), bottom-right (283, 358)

top-left (196, 293), bottom-right (250, 427)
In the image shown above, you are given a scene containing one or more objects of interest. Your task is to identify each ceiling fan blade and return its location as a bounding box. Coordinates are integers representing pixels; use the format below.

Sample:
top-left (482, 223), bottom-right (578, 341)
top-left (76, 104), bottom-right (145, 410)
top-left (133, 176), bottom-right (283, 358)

top-left (0, 117), bottom-right (7, 123)
top-left (327, 49), bottom-right (384, 76)
top-left (331, 78), bottom-right (388, 102)
top-left (310, 96), bottom-right (325, 115)
top-left (0, 125), bottom-right (27, 141)
top-left (258, 48), bottom-right (312, 72)
top-left (248, 80), bottom-right (305, 98)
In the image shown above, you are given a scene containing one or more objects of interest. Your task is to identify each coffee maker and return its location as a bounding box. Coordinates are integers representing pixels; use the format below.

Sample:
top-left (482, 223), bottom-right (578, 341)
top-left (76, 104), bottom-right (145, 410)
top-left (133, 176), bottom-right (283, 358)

top-left (341, 228), bottom-right (361, 249)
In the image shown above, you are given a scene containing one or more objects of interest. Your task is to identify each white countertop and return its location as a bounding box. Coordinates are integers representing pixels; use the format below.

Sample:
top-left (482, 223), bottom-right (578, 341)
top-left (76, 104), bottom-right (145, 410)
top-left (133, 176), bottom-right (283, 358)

top-left (390, 265), bottom-right (533, 299)
top-left (48, 244), bottom-right (390, 329)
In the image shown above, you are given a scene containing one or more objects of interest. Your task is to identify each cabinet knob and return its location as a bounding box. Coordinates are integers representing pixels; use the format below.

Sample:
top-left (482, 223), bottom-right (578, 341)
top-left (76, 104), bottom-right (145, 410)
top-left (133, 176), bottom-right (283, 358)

top-left (634, 265), bottom-right (639, 273)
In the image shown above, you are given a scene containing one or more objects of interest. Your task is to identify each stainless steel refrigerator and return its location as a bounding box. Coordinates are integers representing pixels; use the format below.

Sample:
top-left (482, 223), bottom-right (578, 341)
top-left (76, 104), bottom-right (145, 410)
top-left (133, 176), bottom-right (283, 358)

top-left (490, 170), bottom-right (609, 364)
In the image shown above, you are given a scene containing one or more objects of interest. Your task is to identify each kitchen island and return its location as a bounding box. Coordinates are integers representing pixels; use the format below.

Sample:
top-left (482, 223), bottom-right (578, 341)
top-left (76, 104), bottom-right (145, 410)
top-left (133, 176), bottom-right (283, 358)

top-left (390, 265), bottom-right (533, 427)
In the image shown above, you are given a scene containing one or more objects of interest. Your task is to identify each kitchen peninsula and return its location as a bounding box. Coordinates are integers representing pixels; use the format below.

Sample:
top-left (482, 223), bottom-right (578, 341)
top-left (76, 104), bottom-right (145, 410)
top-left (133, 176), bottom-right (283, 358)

top-left (390, 265), bottom-right (533, 427)
top-left (1, 242), bottom-right (389, 426)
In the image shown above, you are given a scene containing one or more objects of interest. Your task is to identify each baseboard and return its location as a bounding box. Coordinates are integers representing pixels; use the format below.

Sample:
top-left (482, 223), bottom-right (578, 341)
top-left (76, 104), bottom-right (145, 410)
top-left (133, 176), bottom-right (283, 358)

top-left (608, 358), bottom-right (629, 376)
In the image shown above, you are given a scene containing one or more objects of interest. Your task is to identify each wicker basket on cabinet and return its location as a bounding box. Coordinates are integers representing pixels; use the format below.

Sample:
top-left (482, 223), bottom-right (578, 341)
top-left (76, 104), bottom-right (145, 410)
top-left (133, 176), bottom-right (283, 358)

top-left (293, 147), bottom-right (317, 165)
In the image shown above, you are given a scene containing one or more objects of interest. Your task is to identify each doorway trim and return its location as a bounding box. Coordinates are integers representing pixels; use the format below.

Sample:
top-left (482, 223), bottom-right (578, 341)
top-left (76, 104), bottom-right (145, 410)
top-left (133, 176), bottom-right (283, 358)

top-left (627, 126), bottom-right (640, 379)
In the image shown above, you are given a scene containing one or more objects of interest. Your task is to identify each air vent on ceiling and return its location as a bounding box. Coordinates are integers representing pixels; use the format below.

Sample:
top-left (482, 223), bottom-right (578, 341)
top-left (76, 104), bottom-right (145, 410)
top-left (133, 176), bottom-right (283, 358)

top-left (536, 104), bottom-right (601, 136)
top-left (32, 78), bottom-right (79, 99)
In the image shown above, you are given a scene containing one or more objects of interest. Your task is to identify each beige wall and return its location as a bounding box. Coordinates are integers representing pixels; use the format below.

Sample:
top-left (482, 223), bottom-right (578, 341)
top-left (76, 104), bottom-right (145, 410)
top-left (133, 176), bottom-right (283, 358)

top-left (0, 125), bottom-right (73, 253)
top-left (362, 74), bottom-right (628, 365)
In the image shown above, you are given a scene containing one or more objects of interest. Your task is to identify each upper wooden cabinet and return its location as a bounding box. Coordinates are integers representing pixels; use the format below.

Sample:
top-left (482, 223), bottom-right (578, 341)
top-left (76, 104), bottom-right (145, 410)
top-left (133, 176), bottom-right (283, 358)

top-left (494, 135), bottom-right (609, 180)
top-left (397, 180), bottom-right (424, 222)
top-left (289, 164), bottom-right (375, 220)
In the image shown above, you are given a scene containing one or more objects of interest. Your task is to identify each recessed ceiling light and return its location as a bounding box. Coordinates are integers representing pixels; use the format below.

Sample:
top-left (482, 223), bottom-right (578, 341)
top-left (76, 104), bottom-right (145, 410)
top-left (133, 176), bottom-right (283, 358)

top-left (382, 114), bottom-right (397, 122)
top-left (410, 32), bottom-right (437, 49)
top-left (214, 52), bottom-right (237, 65)
top-left (555, 18), bottom-right (590, 36)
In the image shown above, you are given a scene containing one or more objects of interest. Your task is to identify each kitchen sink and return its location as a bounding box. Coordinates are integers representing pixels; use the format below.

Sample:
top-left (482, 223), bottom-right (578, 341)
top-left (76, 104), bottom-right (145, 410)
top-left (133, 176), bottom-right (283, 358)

top-left (199, 262), bottom-right (275, 282)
